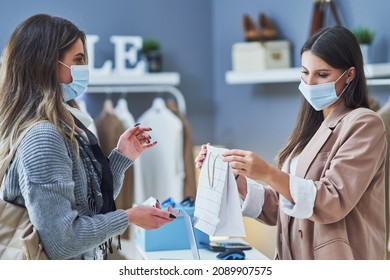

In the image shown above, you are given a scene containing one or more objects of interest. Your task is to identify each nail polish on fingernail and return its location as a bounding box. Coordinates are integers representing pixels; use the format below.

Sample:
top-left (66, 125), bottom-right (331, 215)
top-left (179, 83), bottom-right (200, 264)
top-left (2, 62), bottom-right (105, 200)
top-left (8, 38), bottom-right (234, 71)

top-left (169, 213), bottom-right (176, 219)
top-left (134, 122), bottom-right (140, 127)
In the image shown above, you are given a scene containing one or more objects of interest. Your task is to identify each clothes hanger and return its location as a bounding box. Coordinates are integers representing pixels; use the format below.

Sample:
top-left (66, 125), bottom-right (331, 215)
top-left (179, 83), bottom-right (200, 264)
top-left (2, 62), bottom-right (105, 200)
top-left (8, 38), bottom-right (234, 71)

top-left (151, 91), bottom-right (166, 113)
top-left (115, 96), bottom-right (130, 113)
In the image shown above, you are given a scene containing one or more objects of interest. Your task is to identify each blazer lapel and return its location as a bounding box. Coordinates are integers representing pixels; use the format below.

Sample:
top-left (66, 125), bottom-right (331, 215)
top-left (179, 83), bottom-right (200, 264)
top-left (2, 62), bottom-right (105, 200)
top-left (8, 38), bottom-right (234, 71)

top-left (295, 103), bottom-right (352, 179)
top-left (295, 124), bottom-right (333, 178)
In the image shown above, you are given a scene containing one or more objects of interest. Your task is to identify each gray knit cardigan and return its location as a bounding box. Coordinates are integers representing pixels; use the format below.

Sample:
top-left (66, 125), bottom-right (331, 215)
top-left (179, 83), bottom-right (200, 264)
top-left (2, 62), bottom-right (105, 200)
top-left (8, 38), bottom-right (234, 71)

top-left (3, 122), bottom-right (133, 259)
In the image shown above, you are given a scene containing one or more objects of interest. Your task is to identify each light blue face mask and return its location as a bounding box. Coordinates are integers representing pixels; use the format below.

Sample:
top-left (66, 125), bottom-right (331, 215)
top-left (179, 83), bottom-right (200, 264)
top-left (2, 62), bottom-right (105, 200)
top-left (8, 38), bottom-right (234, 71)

top-left (298, 70), bottom-right (348, 111)
top-left (58, 61), bottom-right (89, 102)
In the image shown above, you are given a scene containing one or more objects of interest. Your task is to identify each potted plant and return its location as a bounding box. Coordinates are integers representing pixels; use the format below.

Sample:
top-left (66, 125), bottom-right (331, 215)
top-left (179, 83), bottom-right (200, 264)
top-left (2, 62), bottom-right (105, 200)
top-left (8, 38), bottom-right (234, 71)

top-left (141, 38), bottom-right (163, 72)
top-left (352, 27), bottom-right (375, 63)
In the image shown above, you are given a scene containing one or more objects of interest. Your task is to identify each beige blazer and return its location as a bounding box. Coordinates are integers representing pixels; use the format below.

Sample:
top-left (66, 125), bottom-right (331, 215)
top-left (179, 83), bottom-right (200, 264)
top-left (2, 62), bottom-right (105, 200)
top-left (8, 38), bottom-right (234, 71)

top-left (260, 103), bottom-right (387, 259)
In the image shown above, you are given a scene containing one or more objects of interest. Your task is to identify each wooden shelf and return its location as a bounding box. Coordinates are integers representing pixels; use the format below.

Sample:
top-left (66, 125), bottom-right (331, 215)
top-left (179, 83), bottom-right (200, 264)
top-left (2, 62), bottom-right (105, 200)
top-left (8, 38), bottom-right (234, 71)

top-left (225, 63), bottom-right (390, 86)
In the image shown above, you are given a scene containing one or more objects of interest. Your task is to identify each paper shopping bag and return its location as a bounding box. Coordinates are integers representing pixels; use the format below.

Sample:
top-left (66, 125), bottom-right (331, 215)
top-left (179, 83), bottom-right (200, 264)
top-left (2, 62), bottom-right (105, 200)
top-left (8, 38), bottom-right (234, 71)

top-left (194, 145), bottom-right (245, 237)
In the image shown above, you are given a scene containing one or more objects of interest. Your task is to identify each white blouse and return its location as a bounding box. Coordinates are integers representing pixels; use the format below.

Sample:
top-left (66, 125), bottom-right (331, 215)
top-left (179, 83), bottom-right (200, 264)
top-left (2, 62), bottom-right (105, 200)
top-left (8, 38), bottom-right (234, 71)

top-left (241, 156), bottom-right (317, 219)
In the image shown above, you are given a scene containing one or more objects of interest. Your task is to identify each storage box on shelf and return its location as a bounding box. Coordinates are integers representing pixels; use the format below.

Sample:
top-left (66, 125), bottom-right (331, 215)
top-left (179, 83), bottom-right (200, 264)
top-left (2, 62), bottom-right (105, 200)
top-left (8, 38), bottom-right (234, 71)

top-left (232, 40), bottom-right (291, 72)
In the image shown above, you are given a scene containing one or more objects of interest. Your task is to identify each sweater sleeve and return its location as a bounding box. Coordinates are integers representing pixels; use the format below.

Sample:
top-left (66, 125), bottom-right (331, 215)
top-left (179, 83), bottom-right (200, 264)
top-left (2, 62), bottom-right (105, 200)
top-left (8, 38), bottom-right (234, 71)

top-left (16, 123), bottom-right (128, 259)
top-left (108, 149), bottom-right (134, 199)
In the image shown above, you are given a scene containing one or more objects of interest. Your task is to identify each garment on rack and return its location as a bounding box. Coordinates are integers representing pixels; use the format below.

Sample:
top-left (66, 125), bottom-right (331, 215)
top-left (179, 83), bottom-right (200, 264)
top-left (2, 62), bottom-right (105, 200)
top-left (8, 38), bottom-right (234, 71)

top-left (115, 98), bottom-right (136, 129)
top-left (166, 99), bottom-right (197, 198)
top-left (136, 97), bottom-right (184, 203)
top-left (378, 97), bottom-right (390, 259)
top-left (95, 99), bottom-right (134, 239)
top-left (114, 98), bottom-right (145, 207)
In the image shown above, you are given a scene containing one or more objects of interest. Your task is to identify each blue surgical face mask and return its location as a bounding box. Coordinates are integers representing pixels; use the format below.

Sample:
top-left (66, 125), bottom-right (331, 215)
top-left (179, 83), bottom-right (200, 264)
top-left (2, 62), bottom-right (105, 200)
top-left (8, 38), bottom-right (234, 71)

top-left (59, 61), bottom-right (89, 102)
top-left (298, 70), bottom-right (349, 111)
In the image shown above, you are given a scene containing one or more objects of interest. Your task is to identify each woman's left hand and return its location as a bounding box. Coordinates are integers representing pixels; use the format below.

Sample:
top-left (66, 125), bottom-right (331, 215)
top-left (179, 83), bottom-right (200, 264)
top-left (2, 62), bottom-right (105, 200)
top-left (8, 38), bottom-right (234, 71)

top-left (116, 125), bottom-right (157, 160)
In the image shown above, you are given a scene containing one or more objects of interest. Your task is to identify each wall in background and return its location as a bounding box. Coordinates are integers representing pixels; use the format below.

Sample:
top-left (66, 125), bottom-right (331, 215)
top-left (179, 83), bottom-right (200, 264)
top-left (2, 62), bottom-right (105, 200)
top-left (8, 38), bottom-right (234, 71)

top-left (0, 0), bottom-right (389, 258)
top-left (0, 0), bottom-right (216, 144)
top-left (212, 0), bottom-right (390, 163)
top-left (1, 0), bottom-right (388, 156)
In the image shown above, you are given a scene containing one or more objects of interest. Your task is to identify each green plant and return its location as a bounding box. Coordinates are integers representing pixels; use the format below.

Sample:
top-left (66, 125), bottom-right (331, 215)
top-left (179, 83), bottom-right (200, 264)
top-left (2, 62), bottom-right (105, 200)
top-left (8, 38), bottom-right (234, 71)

top-left (142, 38), bottom-right (161, 53)
top-left (352, 27), bottom-right (375, 44)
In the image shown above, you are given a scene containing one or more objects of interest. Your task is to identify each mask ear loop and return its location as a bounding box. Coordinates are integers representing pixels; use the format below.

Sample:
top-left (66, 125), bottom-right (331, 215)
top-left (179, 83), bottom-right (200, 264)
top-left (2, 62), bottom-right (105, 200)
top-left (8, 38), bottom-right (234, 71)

top-left (335, 69), bottom-right (350, 97)
top-left (335, 69), bottom-right (348, 84)
top-left (58, 60), bottom-right (71, 69)
top-left (207, 153), bottom-right (220, 188)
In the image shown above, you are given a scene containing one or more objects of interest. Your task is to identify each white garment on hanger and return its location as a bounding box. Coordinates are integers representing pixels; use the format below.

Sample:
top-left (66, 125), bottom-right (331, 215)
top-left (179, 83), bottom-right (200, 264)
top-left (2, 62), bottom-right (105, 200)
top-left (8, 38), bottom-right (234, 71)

top-left (114, 98), bottom-right (136, 129)
top-left (76, 99), bottom-right (98, 137)
top-left (114, 97), bottom-right (144, 206)
top-left (135, 97), bottom-right (185, 204)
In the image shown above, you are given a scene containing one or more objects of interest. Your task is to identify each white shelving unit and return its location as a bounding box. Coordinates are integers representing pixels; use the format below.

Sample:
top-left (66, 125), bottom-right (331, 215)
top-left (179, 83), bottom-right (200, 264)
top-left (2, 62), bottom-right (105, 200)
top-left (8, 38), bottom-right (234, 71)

top-left (87, 72), bottom-right (186, 114)
top-left (89, 72), bottom-right (180, 86)
top-left (225, 63), bottom-right (390, 86)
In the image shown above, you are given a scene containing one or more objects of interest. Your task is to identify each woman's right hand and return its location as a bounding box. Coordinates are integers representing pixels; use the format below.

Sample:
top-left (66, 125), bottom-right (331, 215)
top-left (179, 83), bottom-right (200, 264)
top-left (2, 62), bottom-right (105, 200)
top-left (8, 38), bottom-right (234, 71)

top-left (126, 205), bottom-right (178, 230)
top-left (195, 143), bottom-right (209, 169)
top-left (195, 144), bottom-right (249, 200)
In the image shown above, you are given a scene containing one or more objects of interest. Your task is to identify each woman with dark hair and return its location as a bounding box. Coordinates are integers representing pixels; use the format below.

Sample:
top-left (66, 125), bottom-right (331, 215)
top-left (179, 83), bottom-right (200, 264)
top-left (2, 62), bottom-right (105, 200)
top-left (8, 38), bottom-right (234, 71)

top-left (0, 14), bottom-right (176, 260)
top-left (196, 26), bottom-right (387, 259)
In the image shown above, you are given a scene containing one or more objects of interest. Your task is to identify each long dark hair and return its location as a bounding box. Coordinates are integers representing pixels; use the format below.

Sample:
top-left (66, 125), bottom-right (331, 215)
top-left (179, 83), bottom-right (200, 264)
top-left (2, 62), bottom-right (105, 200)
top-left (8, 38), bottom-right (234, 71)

top-left (276, 26), bottom-right (369, 168)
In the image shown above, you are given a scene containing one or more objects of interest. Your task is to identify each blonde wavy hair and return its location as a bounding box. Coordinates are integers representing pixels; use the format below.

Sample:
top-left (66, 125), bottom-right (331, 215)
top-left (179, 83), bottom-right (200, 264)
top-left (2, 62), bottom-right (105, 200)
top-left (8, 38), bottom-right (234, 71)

top-left (0, 14), bottom-right (88, 163)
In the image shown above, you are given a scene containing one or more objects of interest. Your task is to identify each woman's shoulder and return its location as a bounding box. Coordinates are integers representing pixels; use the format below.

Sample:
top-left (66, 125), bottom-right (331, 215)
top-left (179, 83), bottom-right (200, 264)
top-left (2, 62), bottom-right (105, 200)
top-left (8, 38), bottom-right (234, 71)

top-left (20, 121), bottom-right (69, 150)
top-left (343, 107), bottom-right (386, 134)
top-left (25, 121), bottom-right (62, 137)
top-left (340, 107), bottom-right (382, 123)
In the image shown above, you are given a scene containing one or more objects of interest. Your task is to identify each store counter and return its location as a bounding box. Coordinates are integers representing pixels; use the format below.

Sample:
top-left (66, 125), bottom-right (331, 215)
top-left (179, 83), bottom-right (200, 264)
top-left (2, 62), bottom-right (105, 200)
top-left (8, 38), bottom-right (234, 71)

top-left (111, 238), bottom-right (269, 260)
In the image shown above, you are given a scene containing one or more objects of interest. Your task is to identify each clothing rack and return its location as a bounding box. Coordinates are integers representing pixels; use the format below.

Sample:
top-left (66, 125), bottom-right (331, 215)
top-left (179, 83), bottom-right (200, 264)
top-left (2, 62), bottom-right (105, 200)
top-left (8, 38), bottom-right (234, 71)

top-left (86, 85), bottom-right (186, 115)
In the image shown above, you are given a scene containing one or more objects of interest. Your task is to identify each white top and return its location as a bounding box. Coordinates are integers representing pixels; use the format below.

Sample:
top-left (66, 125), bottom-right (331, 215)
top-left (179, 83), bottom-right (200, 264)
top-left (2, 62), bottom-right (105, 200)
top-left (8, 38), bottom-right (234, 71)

top-left (114, 98), bottom-right (136, 129)
top-left (135, 98), bottom-right (184, 203)
top-left (113, 98), bottom-right (145, 204)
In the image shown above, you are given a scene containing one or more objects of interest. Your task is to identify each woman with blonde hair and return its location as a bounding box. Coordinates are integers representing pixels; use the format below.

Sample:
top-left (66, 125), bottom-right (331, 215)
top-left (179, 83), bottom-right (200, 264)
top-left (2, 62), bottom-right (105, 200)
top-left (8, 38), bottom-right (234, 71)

top-left (0, 14), bottom-right (176, 260)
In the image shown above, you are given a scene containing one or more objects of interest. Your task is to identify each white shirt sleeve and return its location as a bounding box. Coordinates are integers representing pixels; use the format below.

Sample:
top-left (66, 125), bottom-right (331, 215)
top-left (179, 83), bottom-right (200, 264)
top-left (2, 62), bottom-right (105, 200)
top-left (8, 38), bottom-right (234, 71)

top-left (280, 156), bottom-right (317, 219)
top-left (241, 178), bottom-right (265, 218)
top-left (241, 156), bottom-right (317, 219)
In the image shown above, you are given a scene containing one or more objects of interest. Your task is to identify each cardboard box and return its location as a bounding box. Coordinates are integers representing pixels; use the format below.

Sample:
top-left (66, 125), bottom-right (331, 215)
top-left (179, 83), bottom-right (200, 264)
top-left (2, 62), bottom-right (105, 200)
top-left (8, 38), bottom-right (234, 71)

top-left (232, 40), bottom-right (291, 72)
top-left (133, 205), bottom-right (209, 251)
